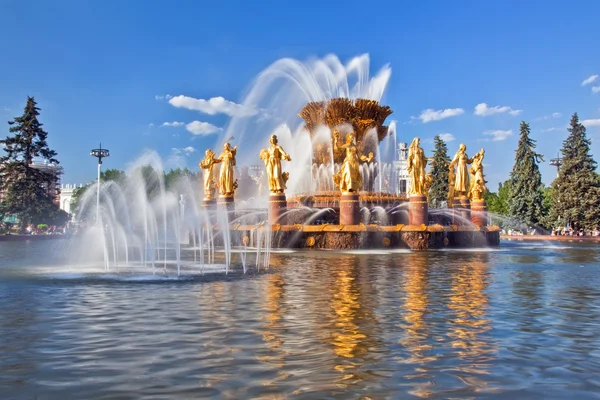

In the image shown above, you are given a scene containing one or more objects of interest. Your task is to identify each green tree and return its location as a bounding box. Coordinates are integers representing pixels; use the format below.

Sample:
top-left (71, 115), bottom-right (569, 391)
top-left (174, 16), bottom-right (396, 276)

top-left (486, 181), bottom-right (510, 215)
top-left (507, 121), bottom-right (545, 228)
top-left (0, 97), bottom-right (61, 230)
top-left (549, 113), bottom-right (600, 230)
top-left (428, 135), bottom-right (450, 207)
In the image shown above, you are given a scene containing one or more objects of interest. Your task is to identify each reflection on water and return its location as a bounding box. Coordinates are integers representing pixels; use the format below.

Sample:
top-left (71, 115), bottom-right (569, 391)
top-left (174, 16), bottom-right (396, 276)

top-left (447, 254), bottom-right (496, 392)
top-left (1, 241), bottom-right (600, 398)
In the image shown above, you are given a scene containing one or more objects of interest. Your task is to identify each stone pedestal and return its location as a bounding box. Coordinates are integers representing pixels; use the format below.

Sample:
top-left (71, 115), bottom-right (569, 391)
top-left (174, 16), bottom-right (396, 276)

top-left (202, 198), bottom-right (216, 210)
top-left (217, 195), bottom-right (235, 213)
top-left (408, 195), bottom-right (428, 226)
top-left (268, 193), bottom-right (287, 225)
top-left (340, 192), bottom-right (360, 225)
top-left (452, 196), bottom-right (471, 225)
top-left (471, 200), bottom-right (488, 227)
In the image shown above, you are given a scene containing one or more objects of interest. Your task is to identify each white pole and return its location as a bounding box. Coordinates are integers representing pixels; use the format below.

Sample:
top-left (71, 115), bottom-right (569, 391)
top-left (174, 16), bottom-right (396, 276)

top-left (96, 162), bottom-right (101, 225)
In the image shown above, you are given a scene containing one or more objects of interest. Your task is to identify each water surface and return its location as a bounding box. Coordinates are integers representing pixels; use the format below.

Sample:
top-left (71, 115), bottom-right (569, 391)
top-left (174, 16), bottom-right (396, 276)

top-left (1, 240), bottom-right (600, 399)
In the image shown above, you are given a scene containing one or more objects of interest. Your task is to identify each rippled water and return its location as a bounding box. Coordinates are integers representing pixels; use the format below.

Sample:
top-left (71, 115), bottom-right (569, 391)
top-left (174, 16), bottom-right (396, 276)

top-left (1, 240), bottom-right (600, 399)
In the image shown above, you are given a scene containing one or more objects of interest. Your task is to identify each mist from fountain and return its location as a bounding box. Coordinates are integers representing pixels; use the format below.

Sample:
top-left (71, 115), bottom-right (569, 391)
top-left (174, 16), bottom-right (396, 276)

top-left (72, 150), bottom-right (272, 276)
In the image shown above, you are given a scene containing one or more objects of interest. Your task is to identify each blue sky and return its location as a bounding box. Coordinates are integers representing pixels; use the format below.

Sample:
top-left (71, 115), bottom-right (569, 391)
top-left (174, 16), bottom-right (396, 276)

top-left (1, 0), bottom-right (599, 191)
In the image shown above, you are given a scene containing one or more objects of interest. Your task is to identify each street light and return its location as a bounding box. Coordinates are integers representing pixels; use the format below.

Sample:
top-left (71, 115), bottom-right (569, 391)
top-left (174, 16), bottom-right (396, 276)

top-left (90, 143), bottom-right (110, 224)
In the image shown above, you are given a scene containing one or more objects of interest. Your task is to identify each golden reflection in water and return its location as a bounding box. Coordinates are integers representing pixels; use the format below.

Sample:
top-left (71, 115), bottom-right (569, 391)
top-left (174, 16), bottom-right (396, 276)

top-left (447, 253), bottom-right (496, 389)
top-left (257, 255), bottom-right (289, 382)
top-left (399, 253), bottom-right (436, 398)
top-left (328, 256), bottom-right (370, 380)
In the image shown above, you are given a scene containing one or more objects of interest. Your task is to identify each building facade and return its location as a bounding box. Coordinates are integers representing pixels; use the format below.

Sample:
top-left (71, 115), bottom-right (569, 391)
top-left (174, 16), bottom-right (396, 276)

top-left (393, 142), bottom-right (410, 196)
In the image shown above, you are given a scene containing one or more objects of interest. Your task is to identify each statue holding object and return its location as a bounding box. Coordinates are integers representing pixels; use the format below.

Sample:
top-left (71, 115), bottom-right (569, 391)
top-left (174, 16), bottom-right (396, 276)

top-left (199, 149), bottom-right (221, 201)
top-left (217, 142), bottom-right (238, 197)
top-left (449, 143), bottom-right (473, 199)
top-left (468, 148), bottom-right (488, 201)
top-left (260, 134), bottom-right (292, 194)
top-left (332, 131), bottom-right (374, 193)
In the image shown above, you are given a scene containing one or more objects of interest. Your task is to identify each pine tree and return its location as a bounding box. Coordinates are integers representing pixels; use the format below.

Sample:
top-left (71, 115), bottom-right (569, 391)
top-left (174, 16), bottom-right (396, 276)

top-left (550, 113), bottom-right (600, 231)
top-left (0, 97), bottom-right (61, 230)
top-left (428, 135), bottom-right (450, 207)
top-left (508, 121), bottom-right (545, 228)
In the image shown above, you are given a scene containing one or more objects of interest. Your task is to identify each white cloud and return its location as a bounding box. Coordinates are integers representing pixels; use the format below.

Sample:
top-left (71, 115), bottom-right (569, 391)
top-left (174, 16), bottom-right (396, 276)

top-left (542, 127), bottom-right (564, 132)
top-left (592, 86), bottom-right (600, 94)
top-left (161, 121), bottom-right (185, 127)
top-left (185, 120), bottom-right (223, 135)
top-left (581, 75), bottom-right (598, 86)
top-left (438, 133), bottom-right (456, 142)
top-left (582, 119), bottom-right (600, 127)
top-left (551, 112), bottom-right (562, 118)
top-left (474, 103), bottom-right (522, 117)
top-left (155, 94), bottom-right (173, 101)
top-left (148, 123), bottom-right (154, 128)
top-left (169, 95), bottom-right (258, 117)
top-left (418, 108), bottom-right (464, 123)
top-left (171, 146), bottom-right (196, 156)
top-left (483, 129), bottom-right (513, 141)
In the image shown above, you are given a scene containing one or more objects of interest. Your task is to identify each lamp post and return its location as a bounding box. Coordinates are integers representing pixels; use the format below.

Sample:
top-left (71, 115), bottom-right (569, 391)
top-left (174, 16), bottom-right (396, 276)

top-left (90, 144), bottom-right (110, 224)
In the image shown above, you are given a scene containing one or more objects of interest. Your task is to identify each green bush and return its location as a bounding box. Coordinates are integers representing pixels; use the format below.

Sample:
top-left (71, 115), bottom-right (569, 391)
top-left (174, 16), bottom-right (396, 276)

top-left (37, 224), bottom-right (48, 230)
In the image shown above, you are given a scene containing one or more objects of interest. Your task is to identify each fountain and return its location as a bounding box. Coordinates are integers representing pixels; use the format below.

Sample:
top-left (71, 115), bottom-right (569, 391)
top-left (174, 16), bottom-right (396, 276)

top-left (73, 54), bottom-right (499, 277)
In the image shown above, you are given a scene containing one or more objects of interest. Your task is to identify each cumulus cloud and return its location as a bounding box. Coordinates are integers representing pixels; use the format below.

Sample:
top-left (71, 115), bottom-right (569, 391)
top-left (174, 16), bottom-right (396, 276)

top-left (581, 75), bottom-right (598, 86)
top-left (582, 119), bottom-right (600, 127)
top-left (484, 129), bottom-right (513, 141)
top-left (438, 133), bottom-right (456, 142)
top-left (474, 103), bottom-right (522, 117)
top-left (161, 121), bottom-right (185, 127)
top-left (592, 86), bottom-right (600, 94)
top-left (185, 121), bottom-right (223, 135)
top-left (418, 108), bottom-right (464, 123)
top-left (155, 94), bottom-right (173, 101)
top-left (169, 95), bottom-right (258, 117)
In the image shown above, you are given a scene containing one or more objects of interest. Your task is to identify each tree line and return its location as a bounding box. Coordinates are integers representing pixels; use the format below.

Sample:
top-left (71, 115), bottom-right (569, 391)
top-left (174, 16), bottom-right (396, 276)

top-left (427, 113), bottom-right (600, 232)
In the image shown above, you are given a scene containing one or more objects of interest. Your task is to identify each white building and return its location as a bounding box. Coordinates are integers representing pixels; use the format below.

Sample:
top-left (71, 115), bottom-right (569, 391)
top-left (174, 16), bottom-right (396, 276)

top-left (393, 142), bottom-right (410, 195)
top-left (59, 183), bottom-right (84, 215)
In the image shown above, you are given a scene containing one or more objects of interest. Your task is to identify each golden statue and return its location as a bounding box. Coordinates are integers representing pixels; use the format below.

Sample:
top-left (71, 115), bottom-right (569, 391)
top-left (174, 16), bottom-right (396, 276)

top-left (332, 131), bottom-right (373, 193)
top-left (199, 149), bottom-right (221, 200)
top-left (407, 137), bottom-right (430, 196)
top-left (447, 167), bottom-right (456, 205)
top-left (468, 148), bottom-right (488, 201)
top-left (259, 134), bottom-right (292, 194)
top-left (216, 142), bottom-right (238, 197)
top-left (449, 143), bottom-right (473, 198)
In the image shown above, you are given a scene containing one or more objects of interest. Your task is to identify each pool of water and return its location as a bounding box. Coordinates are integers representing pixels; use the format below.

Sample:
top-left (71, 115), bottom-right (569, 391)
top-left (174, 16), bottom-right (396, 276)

top-left (1, 239), bottom-right (600, 399)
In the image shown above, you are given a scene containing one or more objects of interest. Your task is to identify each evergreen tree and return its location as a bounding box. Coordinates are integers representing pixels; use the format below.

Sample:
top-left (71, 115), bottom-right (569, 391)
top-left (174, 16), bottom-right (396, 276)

top-left (0, 97), bottom-right (60, 230)
top-left (550, 113), bottom-right (600, 230)
top-left (428, 135), bottom-right (450, 207)
top-left (508, 121), bottom-right (545, 227)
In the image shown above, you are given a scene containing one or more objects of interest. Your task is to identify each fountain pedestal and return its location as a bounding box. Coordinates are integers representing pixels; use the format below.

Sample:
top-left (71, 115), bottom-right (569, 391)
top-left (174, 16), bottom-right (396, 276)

top-left (471, 200), bottom-right (488, 227)
top-left (202, 198), bottom-right (217, 209)
top-left (408, 195), bottom-right (428, 226)
top-left (340, 192), bottom-right (360, 225)
top-left (218, 195), bottom-right (235, 213)
top-left (268, 193), bottom-right (287, 225)
top-left (452, 196), bottom-right (471, 225)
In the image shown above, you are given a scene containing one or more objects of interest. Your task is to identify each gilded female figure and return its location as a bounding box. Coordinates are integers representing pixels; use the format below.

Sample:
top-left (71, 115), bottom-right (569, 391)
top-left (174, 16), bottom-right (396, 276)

top-left (468, 148), bottom-right (487, 201)
top-left (199, 149), bottom-right (221, 200)
top-left (216, 142), bottom-right (238, 196)
top-left (332, 131), bottom-right (374, 193)
top-left (449, 144), bottom-right (473, 198)
top-left (407, 137), bottom-right (429, 196)
top-left (259, 134), bottom-right (292, 194)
